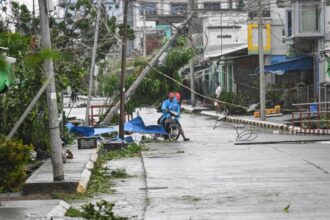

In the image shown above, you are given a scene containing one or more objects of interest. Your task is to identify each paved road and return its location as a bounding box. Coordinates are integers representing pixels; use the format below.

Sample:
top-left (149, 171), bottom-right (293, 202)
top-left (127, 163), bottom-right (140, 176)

top-left (2, 107), bottom-right (328, 220)
top-left (72, 108), bottom-right (330, 220)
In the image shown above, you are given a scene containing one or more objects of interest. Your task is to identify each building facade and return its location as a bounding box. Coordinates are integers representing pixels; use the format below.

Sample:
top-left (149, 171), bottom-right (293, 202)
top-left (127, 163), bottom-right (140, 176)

top-left (282, 0), bottom-right (330, 103)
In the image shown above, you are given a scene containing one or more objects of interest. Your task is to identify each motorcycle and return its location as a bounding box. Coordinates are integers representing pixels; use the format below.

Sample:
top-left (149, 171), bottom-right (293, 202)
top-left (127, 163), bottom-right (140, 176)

top-left (163, 110), bottom-right (181, 141)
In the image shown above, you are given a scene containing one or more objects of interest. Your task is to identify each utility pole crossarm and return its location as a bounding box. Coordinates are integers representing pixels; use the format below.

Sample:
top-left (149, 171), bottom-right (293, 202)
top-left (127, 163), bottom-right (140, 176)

top-left (100, 12), bottom-right (196, 126)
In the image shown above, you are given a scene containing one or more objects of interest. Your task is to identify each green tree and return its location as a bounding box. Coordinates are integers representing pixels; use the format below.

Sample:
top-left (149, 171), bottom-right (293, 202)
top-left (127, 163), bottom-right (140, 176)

top-left (101, 36), bottom-right (194, 114)
top-left (10, 2), bottom-right (34, 35)
top-left (0, 32), bottom-right (50, 149)
top-left (51, 0), bottom-right (134, 93)
top-left (0, 1), bottom-right (135, 149)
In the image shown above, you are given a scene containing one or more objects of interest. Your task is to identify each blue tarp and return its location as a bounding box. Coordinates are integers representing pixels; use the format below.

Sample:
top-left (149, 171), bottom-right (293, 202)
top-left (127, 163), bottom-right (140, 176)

top-left (66, 116), bottom-right (167, 137)
top-left (66, 123), bottom-right (116, 137)
top-left (265, 56), bottom-right (313, 75)
top-left (124, 116), bottom-right (167, 135)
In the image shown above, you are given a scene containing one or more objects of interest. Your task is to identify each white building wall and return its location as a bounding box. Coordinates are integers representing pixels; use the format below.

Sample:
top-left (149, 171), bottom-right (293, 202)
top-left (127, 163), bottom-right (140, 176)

top-left (132, 0), bottom-right (245, 53)
top-left (133, 2), bottom-right (158, 53)
top-left (270, 5), bottom-right (287, 55)
top-left (201, 10), bottom-right (248, 58)
top-left (325, 4), bottom-right (330, 41)
top-left (197, 0), bottom-right (237, 9)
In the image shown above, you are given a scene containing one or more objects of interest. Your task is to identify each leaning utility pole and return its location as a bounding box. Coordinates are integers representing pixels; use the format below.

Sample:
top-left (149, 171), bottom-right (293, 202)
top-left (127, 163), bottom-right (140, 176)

top-left (100, 13), bottom-right (196, 126)
top-left (258, 1), bottom-right (266, 121)
top-left (6, 75), bottom-right (55, 141)
top-left (119, 0), bottom-right (129, 139)
top-left (85, 0), bottom-right (102, 125)
top-left (39, 0), bottom-right (64, 181)
top-left (188, 0), bottom-right (196, 107)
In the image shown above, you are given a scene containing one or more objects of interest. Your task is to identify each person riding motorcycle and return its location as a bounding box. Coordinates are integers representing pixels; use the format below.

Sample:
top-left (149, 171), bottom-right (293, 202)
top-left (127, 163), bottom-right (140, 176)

top-left (160, 92), bottom-right (190, 141)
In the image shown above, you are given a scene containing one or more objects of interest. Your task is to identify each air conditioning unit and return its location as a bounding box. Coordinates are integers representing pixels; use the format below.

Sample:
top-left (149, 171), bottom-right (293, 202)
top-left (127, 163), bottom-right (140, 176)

top-left (47, 0), bottom-right (55, 12)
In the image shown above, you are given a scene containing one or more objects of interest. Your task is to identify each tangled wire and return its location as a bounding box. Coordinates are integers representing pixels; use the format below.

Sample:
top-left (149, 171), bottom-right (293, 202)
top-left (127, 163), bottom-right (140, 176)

top-left (213, 117), bottom-right (257, 142)
top-left (231, 124), bottom-right (257, 142)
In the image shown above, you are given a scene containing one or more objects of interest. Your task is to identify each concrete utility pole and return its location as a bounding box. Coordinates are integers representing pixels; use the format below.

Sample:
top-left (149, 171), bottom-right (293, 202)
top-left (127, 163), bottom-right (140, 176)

top-left (258, 1), bottom-right (266, 121)
top-left (220, 12), bottom-right (223, 56)
top-left (85, 0), bottom-right (102, 125)
top-left (188, 0), bottom-right (196, 107)
top-left (100, 13), bottom-right (196, 125)
top-left (32, 0), bottom-right (35, 34)
top-left (39, 0), bottom-right (64, 181)
top-left (119, 0), bottom-right (129, 139)
top-left (143, 9), bottom-right (147, 56)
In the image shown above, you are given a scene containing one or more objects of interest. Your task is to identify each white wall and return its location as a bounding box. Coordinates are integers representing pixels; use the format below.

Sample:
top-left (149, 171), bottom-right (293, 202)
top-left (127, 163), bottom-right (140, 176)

top-left (325, 4), bottom-right (330, 41)
top-left (201, 10), bottom-right (248, 58)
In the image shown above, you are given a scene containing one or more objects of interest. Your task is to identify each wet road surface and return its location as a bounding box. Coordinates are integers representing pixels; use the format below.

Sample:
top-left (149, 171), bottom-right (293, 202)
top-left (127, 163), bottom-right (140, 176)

top-left (74, 108), bottom-right (330, 220)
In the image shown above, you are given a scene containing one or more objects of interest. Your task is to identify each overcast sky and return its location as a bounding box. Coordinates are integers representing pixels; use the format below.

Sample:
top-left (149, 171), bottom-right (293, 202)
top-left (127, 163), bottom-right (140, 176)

top-left (18, 0), bottom-right (36, 11)
top-left (17, 0), bottom-right (58, 11)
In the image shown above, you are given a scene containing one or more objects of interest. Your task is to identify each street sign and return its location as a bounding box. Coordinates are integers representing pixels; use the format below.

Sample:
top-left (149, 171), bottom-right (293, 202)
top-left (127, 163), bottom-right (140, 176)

top-left (309, 103), bottom-right (318, 113)
top-left (248, 23), bottom-right (271, 54)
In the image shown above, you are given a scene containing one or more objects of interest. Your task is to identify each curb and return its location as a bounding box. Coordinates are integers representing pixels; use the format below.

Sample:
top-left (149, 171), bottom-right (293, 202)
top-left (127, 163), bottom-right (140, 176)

top-left (0, 200), bottom-right (70, 219)
top-left (288, 126), bottom-right (330, 135)
top-left (23, 146), bottom-right (99, 195)
top-left (199, 110), bottom-right (290, 132)
top-left (197, 109), bottom-right (330, 135)
top-left (225, 116), bottom-right (290, 132)
top-left (47, 200), bottom-right (71, 218)
top-left (77, 148), bottom-right (99, 193)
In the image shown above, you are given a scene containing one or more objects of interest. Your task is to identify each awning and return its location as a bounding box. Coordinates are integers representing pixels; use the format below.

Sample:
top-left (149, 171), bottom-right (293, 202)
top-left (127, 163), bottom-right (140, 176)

top-left (204, 44), bottom-right (247, 59)
top-left (265, 56), bottom-right (313, 75)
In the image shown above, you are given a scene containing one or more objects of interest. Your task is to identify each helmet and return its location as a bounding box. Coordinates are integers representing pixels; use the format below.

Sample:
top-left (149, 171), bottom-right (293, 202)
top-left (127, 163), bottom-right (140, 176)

top-left (168, 92), bottom-right (175, 98)
top-left (174, 92), bottom-right (181, 102)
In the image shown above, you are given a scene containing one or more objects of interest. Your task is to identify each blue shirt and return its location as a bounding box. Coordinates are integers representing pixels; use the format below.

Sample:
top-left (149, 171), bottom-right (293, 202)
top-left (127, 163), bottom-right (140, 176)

top-left (161, 98), bottom-right (180, 121)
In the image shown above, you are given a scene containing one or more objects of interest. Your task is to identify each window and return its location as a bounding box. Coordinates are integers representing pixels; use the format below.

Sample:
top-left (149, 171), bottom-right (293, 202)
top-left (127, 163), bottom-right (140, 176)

top-left (217, 34), bottom-right (231, 38)
top-left (286, 10), bottom-right (292, 37)
top-left (298, 0), bottom-right (321, 33)
top-left (139, 2), bottom-right (157, 15)
top-left (170, 3), bottom-right (187, 15)
top-left (228, 0), bottom-right (233, 9)
top-left (227, 64), bottom-right (233, 92)
top-left (204, 2), bottom-right (221, 10)
top-left (281, 29), bottom-right (286, 45)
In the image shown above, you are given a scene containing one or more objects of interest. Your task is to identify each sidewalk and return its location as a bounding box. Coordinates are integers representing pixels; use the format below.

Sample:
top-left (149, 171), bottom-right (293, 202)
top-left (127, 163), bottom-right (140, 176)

top-left (23, 144), bottom-right (98, 195)
top-left (0, 143), bottom-right (98, 219)
top-left (0, 200), bottom-right (70, 220)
